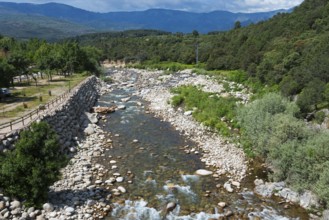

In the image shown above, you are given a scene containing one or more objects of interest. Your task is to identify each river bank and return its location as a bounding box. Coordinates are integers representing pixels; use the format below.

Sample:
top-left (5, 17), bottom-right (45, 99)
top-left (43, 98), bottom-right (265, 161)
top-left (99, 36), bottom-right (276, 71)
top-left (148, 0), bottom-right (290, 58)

top-left (0, 68), bottom-right (325, 219)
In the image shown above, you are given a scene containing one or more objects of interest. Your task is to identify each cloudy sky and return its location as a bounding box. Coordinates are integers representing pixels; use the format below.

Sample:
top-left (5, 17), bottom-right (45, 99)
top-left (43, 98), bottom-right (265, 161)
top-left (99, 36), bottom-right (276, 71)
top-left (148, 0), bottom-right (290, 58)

top-left (1, 0), bottom-right (304, 13)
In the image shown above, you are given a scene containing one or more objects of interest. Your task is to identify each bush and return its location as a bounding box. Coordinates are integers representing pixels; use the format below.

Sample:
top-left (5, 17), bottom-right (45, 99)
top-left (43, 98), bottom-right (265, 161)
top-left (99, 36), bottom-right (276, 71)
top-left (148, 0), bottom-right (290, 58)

top-left (237, 93), bottom-right (300, 156)
top-left (171, 85), bottom-right (238, 136)
top-left (0, 122), bottom-right (67, 207)
top-left (238, 93), bottom-right (329, 204)
top-left (314, 111), bottom-right (326, 124)
top-left (171, 95), bottom-right (184, 107)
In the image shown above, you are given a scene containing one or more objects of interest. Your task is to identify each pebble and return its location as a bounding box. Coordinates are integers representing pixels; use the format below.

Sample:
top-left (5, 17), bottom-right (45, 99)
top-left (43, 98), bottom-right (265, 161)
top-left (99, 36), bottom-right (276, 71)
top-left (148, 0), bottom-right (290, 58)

top-left (218, 202), bottom-right (226, 208)
top-left (116, 177), bottom-right (124, 183)
top-left (117, 186), bottom-right (127, 193)
top-left (43, 203), bottom-right (54, 212)
top-left (195, 169), bottom-right (213, 176)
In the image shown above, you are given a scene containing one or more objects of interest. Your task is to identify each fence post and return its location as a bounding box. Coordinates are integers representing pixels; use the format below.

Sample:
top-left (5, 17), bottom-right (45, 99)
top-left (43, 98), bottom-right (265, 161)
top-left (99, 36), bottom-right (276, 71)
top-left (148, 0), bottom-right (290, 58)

top-left (10, 122), bottom-right (12, 131)
top-left (22, 117), bottom-right (24, 126)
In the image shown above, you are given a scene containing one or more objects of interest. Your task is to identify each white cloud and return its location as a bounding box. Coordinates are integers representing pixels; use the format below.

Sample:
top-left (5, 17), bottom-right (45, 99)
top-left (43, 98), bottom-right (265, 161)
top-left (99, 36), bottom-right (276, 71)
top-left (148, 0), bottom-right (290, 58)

top-left (1, 0), bottom-right (304, 13)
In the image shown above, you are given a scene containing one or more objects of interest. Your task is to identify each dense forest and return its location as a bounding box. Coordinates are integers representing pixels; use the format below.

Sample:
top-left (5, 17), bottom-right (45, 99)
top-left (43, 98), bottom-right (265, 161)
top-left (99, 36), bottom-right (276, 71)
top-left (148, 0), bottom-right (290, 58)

top-left (0, 36), bottom-right (101, 88)
top-left (76, 0), bottom-right (329, 115)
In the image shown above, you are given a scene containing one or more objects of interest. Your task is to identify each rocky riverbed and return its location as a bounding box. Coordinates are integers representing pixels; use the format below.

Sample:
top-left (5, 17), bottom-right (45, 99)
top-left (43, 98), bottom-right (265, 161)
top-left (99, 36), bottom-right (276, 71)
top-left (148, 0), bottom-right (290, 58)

top-left (109, 68), bottom-right (249, 182)
top-left (1, 68), bottom-right (327, 219)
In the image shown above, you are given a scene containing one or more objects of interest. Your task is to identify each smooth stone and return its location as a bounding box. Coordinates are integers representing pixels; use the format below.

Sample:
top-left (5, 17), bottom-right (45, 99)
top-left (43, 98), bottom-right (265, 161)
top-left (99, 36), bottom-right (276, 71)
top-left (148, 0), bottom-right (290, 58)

top-left (117, 105), bottom-right (126, 110)
top-left (231, 181), bottom-right (240, 188)
top-left (113, 192), bottom-right (121, 196)
top-left (166, 202), bottom-right (177, 213)
top-left (110, 160), bottom-right (117, 164)
top-left (116, 177), bottom-right (124, 183)
top-left (105, 178), bottom-right (116, 184)
top-left (218, 202), bottom-right (226, 208)
top-left (65, 207), bottom-right (75, 215)
top-left (224, 182), bottom-right (234, 193)
top-left (84, 124), bottom-right (95, 135)
top-left (95, 180), bottom-right (103, 184)
top-left (117, 186), bottom-right (127, 193)
top-left (86, 200), bottom-right (96, 207)
top-left (195, 169), bottom-right (213, 176)
top-left (42, 203), bottom-right (54, 212)
top-left (10, 201), bottom-right (21, 209)
top-left (184, 111), bottom-right (193, 116)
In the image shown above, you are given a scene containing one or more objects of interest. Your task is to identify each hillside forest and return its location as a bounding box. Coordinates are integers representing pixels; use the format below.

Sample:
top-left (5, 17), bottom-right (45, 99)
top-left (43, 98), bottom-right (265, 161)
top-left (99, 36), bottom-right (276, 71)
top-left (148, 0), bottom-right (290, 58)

top-left (76, 0), bottom-right (329, 116)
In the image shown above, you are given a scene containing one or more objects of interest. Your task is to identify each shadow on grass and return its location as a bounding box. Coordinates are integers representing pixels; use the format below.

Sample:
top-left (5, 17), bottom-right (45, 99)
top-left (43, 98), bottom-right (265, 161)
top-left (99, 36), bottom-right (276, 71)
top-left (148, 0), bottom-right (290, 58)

top-left (0, 96), bottom-right (38, 104)
top-left (49, 78), bottom-right (70, 83)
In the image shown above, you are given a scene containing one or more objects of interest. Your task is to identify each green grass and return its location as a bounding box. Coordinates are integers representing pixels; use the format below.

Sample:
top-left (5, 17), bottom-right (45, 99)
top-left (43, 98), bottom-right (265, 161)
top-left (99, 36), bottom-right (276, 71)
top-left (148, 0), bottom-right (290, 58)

top-left (0, 74), bottom-right (87, 118)
top-left (127, 61), bottom-right (200, 72)
top-left (171, 85), bottom-right (239, 136)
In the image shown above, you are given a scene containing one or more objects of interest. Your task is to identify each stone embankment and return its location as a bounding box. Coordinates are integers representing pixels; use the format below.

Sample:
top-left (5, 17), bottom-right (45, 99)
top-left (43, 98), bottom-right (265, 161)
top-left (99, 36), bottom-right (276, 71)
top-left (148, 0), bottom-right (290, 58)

top-left (0, 76), bottom-right (117, 219)
top-left (0, 76), bottom-right (103, 154)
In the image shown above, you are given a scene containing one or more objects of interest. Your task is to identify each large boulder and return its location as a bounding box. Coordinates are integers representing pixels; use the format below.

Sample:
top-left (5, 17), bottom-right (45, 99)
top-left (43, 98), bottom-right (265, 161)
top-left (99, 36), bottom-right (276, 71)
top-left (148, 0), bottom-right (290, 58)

top-left (323, 210), bottom-right (329, 220)
top-left (85, 112), bottom-right (98, 124)
top-left (300, 191), bottom-right (320, 209)
top-left (84, 124), bottom-right (95, 135)
top-left (93, 106), bottom-right (116, 114)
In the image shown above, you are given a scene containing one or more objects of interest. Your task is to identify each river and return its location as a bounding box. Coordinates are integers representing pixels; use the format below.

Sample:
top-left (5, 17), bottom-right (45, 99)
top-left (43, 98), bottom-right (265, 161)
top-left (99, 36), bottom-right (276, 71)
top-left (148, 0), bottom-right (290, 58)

top-left (93, 68), bottom-right (308, 220)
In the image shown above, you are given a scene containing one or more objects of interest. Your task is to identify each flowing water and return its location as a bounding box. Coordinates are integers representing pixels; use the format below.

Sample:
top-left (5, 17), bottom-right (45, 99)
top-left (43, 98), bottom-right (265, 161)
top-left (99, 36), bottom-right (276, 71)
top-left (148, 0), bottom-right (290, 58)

top-left (94, 69), bottom-right (308, 220)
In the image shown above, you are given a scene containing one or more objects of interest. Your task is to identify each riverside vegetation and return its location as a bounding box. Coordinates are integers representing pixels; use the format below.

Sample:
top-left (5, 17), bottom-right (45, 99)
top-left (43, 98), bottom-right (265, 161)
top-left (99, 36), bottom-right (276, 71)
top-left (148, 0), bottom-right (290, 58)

top-left (0, 122), bottom-right (66, 207)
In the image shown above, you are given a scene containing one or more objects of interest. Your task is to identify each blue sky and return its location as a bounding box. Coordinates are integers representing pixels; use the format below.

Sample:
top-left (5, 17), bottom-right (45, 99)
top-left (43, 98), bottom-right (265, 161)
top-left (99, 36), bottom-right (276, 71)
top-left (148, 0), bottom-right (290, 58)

top-left (1, 0), bottom-right (304, 13)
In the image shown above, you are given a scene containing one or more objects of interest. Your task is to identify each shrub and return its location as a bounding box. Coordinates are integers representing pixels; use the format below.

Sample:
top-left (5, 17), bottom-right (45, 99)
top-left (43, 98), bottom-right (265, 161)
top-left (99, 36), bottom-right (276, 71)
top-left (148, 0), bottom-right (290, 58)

top-left (314, 111), bottom-right (326, 124)
top-left (171, 85), bottom-right (238, 136)
top-left (171, 95), bottom-right (185, 107)
top-left (238, 93), bottom-right (329, 204)
top-left (0, 122), bottom-right (67, 207)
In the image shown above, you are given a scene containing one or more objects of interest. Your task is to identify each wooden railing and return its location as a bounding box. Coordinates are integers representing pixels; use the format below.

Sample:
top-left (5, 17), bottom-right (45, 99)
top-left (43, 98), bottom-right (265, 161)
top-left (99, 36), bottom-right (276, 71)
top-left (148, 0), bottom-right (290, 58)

top-left (0, 76), bottom-right (94, 136)
top-left (0, 91), bottom-right (71, 135)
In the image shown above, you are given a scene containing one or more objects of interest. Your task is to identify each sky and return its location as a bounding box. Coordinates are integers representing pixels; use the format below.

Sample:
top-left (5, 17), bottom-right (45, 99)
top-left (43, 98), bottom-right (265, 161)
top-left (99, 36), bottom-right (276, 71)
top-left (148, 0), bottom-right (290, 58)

top-left (1, 0), bottom-right (304, 13)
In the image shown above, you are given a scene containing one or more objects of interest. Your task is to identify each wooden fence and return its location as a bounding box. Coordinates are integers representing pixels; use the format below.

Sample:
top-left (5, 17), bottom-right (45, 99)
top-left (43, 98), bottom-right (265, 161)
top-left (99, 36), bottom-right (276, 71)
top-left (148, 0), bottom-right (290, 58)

top-left (0, 91), bottom-right (71, 135)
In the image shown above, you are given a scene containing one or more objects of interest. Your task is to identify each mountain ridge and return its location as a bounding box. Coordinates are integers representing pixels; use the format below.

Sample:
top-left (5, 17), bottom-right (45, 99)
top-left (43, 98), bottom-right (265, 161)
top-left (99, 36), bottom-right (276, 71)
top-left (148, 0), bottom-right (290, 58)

top-left (0, 2), bottom-right (290, 40)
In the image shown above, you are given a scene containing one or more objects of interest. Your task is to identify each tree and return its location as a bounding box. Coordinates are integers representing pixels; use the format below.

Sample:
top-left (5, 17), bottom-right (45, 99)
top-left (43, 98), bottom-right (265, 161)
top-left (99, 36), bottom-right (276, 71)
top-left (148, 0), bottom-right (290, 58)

top-left (234, 21), bottom-right (242, 29)
top-left (0, 58), bottom-right (15, 88)
top-left (192, 30), bottom-right (199, 38)
top-left (296, 79), bottom-right (326, 113)
top-left (0, 122), bottom-right (67, 207)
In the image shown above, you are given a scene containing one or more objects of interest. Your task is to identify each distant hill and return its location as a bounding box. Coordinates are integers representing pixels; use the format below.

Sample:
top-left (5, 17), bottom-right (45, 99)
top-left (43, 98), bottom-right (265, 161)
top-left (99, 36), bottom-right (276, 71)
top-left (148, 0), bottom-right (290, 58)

top-left (0, 2), bottom-right (289, 40)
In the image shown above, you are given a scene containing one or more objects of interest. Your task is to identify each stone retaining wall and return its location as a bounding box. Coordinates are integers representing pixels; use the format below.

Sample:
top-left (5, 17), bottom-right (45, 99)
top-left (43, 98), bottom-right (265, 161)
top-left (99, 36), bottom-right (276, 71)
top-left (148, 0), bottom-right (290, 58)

top-left (0, 76), bottom-right (102, 153)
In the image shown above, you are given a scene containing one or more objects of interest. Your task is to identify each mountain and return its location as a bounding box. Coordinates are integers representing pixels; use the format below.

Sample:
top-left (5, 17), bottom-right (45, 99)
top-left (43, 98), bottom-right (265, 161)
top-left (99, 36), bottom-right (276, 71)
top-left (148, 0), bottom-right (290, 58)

top-left (0, 2), bottom-right (289, 40)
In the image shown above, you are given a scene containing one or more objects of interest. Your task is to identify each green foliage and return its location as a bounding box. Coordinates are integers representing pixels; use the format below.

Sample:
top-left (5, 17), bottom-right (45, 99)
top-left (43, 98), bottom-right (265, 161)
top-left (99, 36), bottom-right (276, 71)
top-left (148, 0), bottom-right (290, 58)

top-left (171, 95), bottom-right (185, 107)
top-left (296, 79), bottom-right (326, 113)
top-left (238, 93), bottom-right (329, 204)
top-left (237, 93), bottom-right (300, 157)
top-left (0, 122), bottom-right (67, 207)
top-left (0, 37), bottom-right (102, 84)
top-left (171, 85), bottom-right (238, 136)
top-left (314, 111), bottom-right (326, 124)
top-left (76, 0), bottom-right (329, 114)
